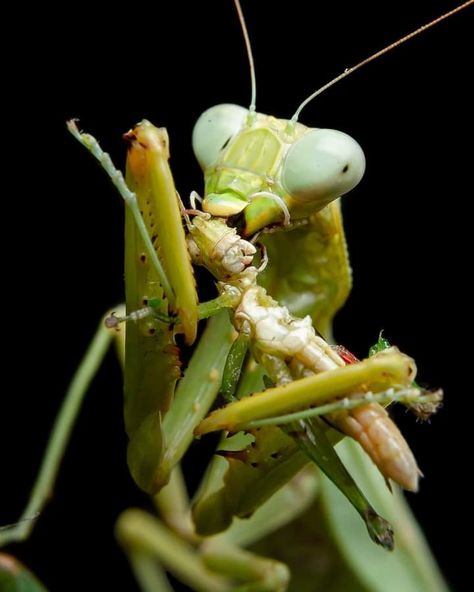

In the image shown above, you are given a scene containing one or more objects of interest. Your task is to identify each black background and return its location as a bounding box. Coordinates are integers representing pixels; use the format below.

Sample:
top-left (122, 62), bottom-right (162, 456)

top-left (1, 1), bottom-right (472, 590)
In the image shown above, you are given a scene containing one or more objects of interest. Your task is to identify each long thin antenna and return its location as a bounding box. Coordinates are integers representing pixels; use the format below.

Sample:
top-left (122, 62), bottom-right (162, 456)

top-left (234, 0), bottom-right (257, 113)
top-left (291, 0), bottom-right (473, 124)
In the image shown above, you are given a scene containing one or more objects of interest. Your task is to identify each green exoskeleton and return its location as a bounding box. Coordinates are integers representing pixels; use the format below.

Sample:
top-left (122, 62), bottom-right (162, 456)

top-left (1, 1), bottom-right (472, 590)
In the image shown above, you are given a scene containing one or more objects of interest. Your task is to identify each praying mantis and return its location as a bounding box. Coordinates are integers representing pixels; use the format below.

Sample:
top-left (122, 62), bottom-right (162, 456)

top-left (1, 1), bottom-right (472, 592)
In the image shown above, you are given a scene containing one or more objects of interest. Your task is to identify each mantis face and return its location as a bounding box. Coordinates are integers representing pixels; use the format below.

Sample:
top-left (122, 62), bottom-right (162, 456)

top-left (193, 103), bottom-right (365, 235)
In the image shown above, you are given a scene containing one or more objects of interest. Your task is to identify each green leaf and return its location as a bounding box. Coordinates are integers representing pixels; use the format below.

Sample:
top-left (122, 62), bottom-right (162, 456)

top-left (320, 439), bottom-right (448, 592)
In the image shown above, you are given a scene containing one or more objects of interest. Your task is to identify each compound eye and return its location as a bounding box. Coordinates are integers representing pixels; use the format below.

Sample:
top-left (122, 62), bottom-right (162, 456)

top-left (282, 128), bottom-right (366, 208)
top-left (192, 104), bottom-right (248, 169)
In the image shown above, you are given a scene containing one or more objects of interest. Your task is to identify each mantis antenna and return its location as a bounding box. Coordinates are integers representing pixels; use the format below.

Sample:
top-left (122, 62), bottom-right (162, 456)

top-left (291, 0), bottom-right (474, 124)
top-left (234, 0), bottom-right (257, 113)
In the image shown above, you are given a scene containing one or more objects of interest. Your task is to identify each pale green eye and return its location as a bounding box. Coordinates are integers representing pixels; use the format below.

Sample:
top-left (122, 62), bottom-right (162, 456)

top-left (192, 104), bottom-right (248, 169)
top-left (282, 129), bottom-right (366, 207)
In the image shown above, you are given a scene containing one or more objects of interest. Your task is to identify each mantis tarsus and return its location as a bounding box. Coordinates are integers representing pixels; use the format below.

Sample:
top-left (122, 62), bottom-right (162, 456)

top-left (1, 1), bottom-right (472, 590)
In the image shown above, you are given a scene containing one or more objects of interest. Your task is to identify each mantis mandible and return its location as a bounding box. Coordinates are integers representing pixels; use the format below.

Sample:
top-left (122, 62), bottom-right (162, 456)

top-left (1, 1), bottom-right (472, 592)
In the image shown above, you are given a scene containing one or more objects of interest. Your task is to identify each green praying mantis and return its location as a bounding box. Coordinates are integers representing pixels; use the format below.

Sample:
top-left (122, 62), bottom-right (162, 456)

top-left (1, 1), bottom-right (472, 590)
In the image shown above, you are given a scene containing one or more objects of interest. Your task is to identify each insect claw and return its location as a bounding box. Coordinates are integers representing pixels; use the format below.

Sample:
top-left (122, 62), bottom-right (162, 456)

top-left (365, 510), bottom-right (394, 551)
top-left (247, 191), bottom-right (292, 229)
top-left (249, 231), bottom-right (262, 245)
top-left (104, 312), bottom-right (120, 329)
top-left (406, 388), bottom-right (444, 421)
top-left (255, 242), bottom-right (269, 272)
top-left (190, 190), bottom-right (203, 210)
top-left (184, 208), bottom-right (207, 217)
